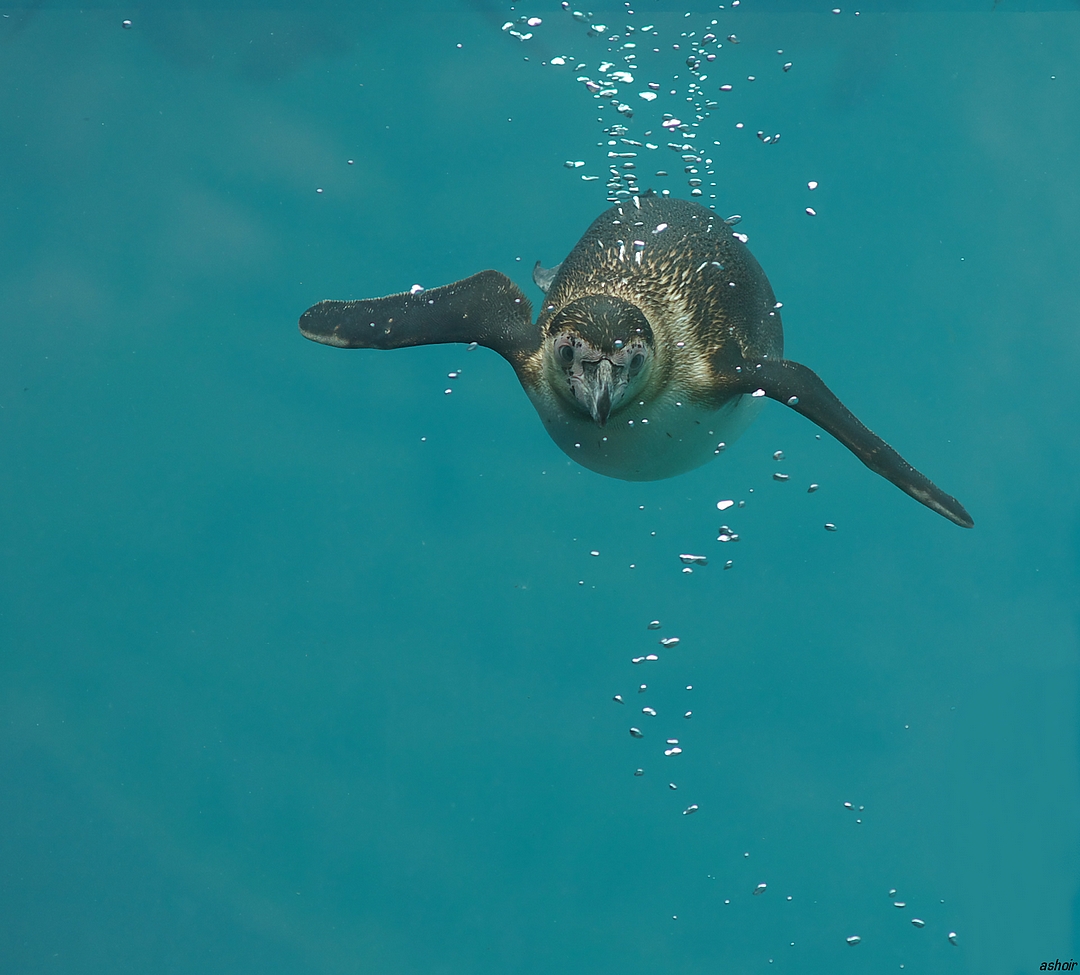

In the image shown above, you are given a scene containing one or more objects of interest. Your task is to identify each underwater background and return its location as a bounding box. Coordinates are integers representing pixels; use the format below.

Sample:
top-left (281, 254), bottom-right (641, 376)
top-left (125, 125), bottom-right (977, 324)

top-left (1, 2), bottom-right (1078, 973)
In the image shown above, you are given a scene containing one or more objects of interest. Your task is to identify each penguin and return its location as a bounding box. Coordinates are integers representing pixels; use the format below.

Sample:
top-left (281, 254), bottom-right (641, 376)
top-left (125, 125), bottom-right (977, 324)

top-left (299, 193), bottom-right (972, 528)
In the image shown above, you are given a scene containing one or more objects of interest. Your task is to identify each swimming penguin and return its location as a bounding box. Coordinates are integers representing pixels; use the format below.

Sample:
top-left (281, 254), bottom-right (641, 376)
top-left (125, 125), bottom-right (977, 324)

top-left (299, 193), bottom-right (972, 528)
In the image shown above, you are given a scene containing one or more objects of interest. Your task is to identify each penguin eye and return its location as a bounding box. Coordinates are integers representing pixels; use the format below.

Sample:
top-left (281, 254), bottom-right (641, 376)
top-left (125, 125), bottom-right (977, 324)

top-left (629, 352), bottom-right (645, 372)
top-left (558, 344), bottom-right (575, 365)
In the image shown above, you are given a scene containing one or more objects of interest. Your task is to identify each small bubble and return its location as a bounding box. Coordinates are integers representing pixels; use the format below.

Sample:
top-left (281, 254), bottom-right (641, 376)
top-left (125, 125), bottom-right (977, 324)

top-left (753, 883), bottom-right (767, 895)
top-left (807, 180), bottom-right (818, 190)
top-left (948, 932), bottom-right (958, 945)
top-left (684, 711), bottom-right (692, 718)
top-left (613, 694), bottom-right (624, 703)
top-left (772, 472), bottom-right (789, 482)
top-left (647, 620), bottom-right (661, 629)
top-left (717, 499), bottom-right (734, 510)
top-left (121, 19), bottom-right (132, 28)
top-left (783, 62), bottom-right (793, 71)
top-left (629, 727), bottom-right (644, 738)
top-left (660, 636), bottom-right (681, 646)
top-left (316, 187), bottom-right (324, 194)
top-left (669, 782), bottom-right (678, 790)
top-left (806, 207), bottom-right (817, 216)
top-left (911, 919), bottom-right (925, 928)
top-left (664, 746), bottom-right (682, 755)
top-left (634, 768), bottom-right (644, 776)
top-left (773, 450), bottom-right (785, 461)
top-left (824, 523), bottom-right (837, 531)
top-left (808, 483), bottom-right (819, 493)
top-left (639, 684), bottom-right (647, 693)
top-left (682, 804), bottom-right (699, 814)
top-left (846, 936), bottom-right (861, 946)
top-left (894, 901), bottom-right (906, 908)
top-left (590, 550), bottom-right (599, 556)
top-left (787, 395), bottom-right (799, 406)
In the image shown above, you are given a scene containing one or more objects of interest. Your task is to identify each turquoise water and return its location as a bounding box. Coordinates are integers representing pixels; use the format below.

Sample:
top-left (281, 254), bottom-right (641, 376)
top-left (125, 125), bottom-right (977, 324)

top-left (2, 3), bottom-right (1078, 973)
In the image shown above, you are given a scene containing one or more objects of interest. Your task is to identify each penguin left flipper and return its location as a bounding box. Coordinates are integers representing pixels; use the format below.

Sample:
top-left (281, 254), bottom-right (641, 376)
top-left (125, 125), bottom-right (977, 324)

top-left (745, 359), bottom-right (974, 528)
top-left (299, 270), bottom-right (538, 365)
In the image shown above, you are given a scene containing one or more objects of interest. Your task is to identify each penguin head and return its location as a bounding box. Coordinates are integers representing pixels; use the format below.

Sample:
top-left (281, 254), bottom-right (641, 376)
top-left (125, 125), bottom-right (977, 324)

top-left (546, 295), bottom-right (655, 427)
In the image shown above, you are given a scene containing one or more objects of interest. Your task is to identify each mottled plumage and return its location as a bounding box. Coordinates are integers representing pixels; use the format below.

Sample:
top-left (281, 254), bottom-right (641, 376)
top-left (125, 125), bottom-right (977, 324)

top-left (299, 193), bottom-right (972, 527)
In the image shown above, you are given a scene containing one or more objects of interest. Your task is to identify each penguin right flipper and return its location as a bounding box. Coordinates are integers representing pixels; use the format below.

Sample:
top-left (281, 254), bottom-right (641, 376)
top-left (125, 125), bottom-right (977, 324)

top-left (747, 359), bottom-right (974, 528)
top-left (299, 270), bottom-right (538, 365)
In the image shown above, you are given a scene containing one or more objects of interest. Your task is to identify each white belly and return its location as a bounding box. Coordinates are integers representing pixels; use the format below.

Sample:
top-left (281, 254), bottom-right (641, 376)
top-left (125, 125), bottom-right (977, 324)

top-left (526, 388), bottom-right (764, 481)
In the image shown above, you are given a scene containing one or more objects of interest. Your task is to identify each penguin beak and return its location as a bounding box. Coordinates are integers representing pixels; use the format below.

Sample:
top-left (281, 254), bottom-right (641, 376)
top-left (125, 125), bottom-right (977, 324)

top-left (583, 358), bottom-right (615, 427)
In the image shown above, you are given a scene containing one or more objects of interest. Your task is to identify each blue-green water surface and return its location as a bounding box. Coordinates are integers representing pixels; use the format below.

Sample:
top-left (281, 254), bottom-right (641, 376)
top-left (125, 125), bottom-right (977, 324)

top-left (1, 3), bottom-right (1078, 974)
